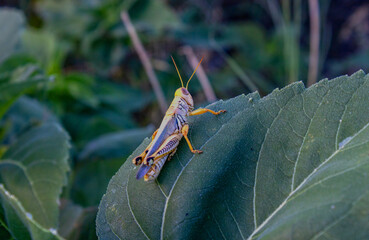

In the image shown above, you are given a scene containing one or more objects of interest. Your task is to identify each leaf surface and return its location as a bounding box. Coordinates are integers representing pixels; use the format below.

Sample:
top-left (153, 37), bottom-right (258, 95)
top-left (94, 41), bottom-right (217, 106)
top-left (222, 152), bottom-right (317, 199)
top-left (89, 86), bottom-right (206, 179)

top-left (97, 71), bottom-right (369, 240)
top-left (0, 123), bottom-right (70, 234)
top-left (0, 8), bottom-right (24, 63)
top-left (0, 184), bottom-right (61, 240)
top-left (0, 62), bottom-right (50, 119)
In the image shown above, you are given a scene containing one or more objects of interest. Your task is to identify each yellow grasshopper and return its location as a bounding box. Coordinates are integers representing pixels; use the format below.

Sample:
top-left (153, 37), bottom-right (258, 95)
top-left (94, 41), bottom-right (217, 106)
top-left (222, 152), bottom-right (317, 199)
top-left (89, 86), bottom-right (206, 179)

top-left (133, 56), bottom-right (226, 181)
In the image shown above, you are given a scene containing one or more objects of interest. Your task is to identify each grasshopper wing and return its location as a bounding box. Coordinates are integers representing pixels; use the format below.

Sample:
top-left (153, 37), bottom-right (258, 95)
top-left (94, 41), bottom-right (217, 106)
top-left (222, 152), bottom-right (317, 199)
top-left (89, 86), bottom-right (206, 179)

top-left (136, 164), bottom-right (151, 180)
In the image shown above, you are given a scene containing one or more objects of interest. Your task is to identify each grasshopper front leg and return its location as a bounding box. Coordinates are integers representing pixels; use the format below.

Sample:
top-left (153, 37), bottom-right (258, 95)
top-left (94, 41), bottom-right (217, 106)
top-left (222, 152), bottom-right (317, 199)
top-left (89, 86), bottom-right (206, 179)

top-left (132, 129), bottom-right (158, 165)
top-left (189, 108), bottom-right (226, 116)
top-left (181, 124), bottom-right (203, 154)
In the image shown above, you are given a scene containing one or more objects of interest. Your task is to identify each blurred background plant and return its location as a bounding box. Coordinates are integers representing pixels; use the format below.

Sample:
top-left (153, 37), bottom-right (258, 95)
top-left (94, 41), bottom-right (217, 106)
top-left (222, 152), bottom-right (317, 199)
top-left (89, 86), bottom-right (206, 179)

top-left (0, 0), bottom-right (368, 239)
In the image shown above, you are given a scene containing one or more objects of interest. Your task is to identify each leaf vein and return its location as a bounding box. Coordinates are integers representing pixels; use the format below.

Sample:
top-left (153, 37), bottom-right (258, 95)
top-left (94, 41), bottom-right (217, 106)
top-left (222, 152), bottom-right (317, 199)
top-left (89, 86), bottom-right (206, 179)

top-left (226, 202), bottom-right (245, 240)
top-left (335, 79), bottom-right (366, 149)
top-left (160, 108), bottom-right (246, 239)
top-left (253, 92), bottom-right (298, 228)
top-left (125, 172), bottom-right (150, 240)
top-left (247, 122), bottom-right (369, 240)
top-left (311, 189), bottom-right (369, 240)
top-left (0, 160), bottom-right (51, 226)
top-left (291, 85), bottom-right (335, 191)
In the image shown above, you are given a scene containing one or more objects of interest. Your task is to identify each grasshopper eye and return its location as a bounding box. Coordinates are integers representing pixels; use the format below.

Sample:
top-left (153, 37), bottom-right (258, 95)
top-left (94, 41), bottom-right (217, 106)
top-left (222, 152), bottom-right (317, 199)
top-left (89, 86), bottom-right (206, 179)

top-left (181, 88), bottom-right (189, 95)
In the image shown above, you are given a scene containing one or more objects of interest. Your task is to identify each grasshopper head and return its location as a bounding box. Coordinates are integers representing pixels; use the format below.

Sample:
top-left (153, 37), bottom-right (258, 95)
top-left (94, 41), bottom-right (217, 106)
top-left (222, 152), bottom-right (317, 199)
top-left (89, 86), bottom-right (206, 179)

top-left (175, 87), bottom-right (194, 107)
top-left (171, 55), bottom-right (203, 109)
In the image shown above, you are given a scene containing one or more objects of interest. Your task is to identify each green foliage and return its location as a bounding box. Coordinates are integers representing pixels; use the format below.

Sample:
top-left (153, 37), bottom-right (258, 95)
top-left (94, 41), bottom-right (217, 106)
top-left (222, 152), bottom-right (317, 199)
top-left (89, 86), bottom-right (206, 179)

top-left (21, 29), bottom-right (69, 75)
top-left (0, 51), bottom-right (150, 239)
top-left (58, 199), bottom-right (97, 240)
top-left (79, 126), bottom-right (155, 161)
top-left (0, 124), bottom-right (70, 239)
top-left (72, 126), bottom-right (155, 206)
top-left (1, 123), bottom-right (70, 228)
top-left (97, 71), bottom-right (369, 239)
top-left (55, 78), bottom-right (152, 148)
top-left (131, 0), bottom-right (180, 31)
top-left (0, 8), bottom-right (24, 63)
top-left (0, 57), bottom-right (51, 119)
top-left (0, 10), bottom-right (72, 239)
top-left (1, 1), bottom-right (369, 239)
top-left (0, 185), bottom-right (61, 240)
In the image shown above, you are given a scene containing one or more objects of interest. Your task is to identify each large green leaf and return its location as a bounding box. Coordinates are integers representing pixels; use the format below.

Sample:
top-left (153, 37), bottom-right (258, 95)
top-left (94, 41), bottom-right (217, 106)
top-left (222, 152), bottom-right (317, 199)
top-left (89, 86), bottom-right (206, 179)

top-left (0, 61), bottom-right (50, 119)
top-left (96, 196), bottom-right (118, 240)
top-left (0, 184), bottom-right (61, 240)
top-left (0, 8), bottom-right (25, 63)
top-left (97, 71), bottom-right (369, 239)
top-left (0, 123), bottom-right (70, 238)
top-left (78, 125), bottom-right (155, 161)
top-left (2, 96), bottom-right (59, 142)
top-left (72, 126), bottom-right (154, 206)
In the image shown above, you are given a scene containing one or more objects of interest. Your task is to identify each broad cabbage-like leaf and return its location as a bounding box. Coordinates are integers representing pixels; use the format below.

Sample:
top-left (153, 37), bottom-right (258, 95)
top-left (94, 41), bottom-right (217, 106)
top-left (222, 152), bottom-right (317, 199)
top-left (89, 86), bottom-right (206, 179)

top-left (0, 123), bottom-right (70, 239)
top-left (2, 96), bottom-right (59, 142)
top-left (0, 8), bottom-right (24, 63)
top-left (97, 71), bottom-right (369, 239)
top-left (0, 184), bottom-right (61, 240)
top-left (0, 60), bottom-right (50, 119)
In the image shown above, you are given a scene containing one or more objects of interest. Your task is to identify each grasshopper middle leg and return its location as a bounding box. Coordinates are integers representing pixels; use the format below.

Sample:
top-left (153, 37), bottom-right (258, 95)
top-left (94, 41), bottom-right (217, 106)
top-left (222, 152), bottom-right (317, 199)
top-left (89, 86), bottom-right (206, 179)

top-left (181, 124), bottom-right (203, 154)
top-left (189, 108), bottom-right (226, 116)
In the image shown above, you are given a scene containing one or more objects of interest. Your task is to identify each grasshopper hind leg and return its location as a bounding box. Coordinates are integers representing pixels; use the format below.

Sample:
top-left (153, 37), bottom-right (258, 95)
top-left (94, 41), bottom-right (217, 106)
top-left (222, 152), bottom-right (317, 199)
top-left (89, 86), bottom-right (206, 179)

top-left (143, 134), bottom-right (182, 166)
top-left (143, 148), bottom-right (177, 182)
top-left (167, 148), bottom-right (177, 161)
top-left (137, 149), bottom-right (176, 181)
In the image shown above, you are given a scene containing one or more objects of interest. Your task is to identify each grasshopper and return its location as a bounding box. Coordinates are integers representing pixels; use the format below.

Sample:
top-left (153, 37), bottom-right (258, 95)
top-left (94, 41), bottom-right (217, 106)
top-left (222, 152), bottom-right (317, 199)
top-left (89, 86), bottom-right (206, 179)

top-left (133, 56), bottom-right (226, 181)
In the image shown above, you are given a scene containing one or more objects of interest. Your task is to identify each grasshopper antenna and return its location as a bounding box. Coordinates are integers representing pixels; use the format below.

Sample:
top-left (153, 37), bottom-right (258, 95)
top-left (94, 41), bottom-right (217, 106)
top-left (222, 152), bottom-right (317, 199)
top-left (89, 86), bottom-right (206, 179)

top-left (186, 56), bottom-right (204, 89)
top-left (171, 56), bottom-right (184, 88)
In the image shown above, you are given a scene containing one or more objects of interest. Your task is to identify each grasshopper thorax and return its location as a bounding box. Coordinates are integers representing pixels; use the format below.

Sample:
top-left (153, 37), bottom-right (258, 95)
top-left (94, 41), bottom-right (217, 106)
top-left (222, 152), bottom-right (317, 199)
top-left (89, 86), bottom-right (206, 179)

top-left (175, 87), bottom-right (194, 109)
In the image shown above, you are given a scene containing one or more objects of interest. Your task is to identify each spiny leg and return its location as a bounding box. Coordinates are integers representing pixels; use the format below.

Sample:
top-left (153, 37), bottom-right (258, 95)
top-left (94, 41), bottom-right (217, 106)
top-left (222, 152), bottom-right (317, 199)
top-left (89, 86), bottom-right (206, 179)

top-left (167, 148), bottom-right (177, 161)
top-left (143, 154), bottom-right (169, 182)
top-left (189, 108), bottom-right (226, 116)
top-left (181, 124), bottom-right (203, 154)
top-left (132, 129), bottom-right (158, 165)
top-left (144, 133), bottom-right (182, 166)
top-left (143, 143), bottom-right (179, 181)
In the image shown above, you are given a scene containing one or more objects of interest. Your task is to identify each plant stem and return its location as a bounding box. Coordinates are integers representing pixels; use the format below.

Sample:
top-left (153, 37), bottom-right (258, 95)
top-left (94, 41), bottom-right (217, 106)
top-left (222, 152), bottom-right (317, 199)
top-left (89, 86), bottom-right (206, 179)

top-left (209, 37), bottom-right (258, 92)
top-left (181, 46), bottom-right (217, 102)
top-left (266, 0), bottom-right (283, 26)
top-left (120, 11), bottom-right (168, 114)
top-left (282, 0), bottom-right (292, 84)
top-left (293, 0), bottom-right (302, 83)
top-left (307, 0), bottom-right (320, 86)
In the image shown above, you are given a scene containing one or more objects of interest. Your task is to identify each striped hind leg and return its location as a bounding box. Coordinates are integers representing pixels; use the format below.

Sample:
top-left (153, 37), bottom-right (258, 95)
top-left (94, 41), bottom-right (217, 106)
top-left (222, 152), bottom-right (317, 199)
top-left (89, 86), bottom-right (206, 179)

top-left (144, 155), bottom-right (169, 182)
top-left (143, 147), bottom-right (178, 181)
top-left (143, 133), bottom-right (182, 166)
